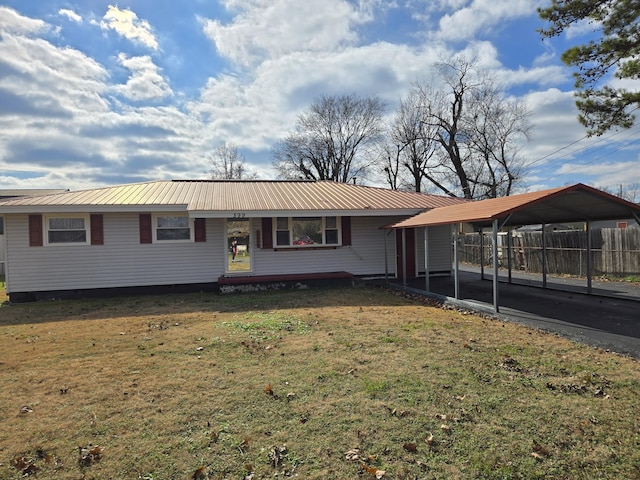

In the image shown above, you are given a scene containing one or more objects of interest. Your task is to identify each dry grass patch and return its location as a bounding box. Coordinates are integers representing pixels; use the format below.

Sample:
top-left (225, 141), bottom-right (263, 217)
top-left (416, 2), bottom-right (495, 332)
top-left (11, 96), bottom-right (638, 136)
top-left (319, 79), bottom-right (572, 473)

top-left (0, 286), bottom-right (639, 479)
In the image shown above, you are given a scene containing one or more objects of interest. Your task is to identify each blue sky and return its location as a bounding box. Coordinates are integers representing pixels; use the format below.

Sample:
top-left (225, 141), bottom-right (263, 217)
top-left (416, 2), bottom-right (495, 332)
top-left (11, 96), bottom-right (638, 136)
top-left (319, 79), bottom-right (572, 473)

top-left (1, 0), bottom-right (639, 197)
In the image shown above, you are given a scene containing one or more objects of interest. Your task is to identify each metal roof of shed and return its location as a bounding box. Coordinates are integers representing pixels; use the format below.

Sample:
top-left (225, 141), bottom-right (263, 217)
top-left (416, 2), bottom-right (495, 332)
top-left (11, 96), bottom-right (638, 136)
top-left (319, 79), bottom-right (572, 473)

top-left (0, 180), bottom-right (467, 216)
top-left (389, 183), bottom-right (640, 229)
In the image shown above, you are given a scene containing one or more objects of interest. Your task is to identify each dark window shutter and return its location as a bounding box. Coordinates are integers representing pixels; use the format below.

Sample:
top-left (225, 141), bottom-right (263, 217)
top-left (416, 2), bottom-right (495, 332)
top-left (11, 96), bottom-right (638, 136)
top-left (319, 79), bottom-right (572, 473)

top-left (139, 214), bottom-right (152, 244)
top-left (29, 214), bottom-right (43, 247)
top-left (341, 216), bottom-right (352, 246)
top-left (261, 217), bottom-right (273, 249)
top-left (90, 214), bottom-right (104, 245)
top-left (194, 218), bottom-right (206, 242)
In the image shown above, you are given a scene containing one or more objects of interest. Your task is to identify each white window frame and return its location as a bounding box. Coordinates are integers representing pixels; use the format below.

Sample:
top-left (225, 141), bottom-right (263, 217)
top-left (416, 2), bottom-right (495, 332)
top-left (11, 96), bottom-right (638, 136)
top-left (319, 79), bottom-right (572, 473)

top-left (44, 214), bottom-right (90, 246)
top-left (273, 216), bottom-right (341, 248)
top-left (153, 214), bottom-right (194, 243)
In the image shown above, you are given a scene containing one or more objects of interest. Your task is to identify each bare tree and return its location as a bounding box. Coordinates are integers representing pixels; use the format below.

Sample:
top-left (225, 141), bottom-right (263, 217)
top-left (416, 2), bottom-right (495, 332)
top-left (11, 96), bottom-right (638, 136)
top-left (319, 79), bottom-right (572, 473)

top-left (464, 83), bottom-right (532, 198)
top-left (208, 142), bottom-right (257, 180)
top-left (381, 88), bottom-right (442, 193)
top-left (401, 58), bottom-right (532, 199)
top-left (272, 94), bottom-right (386, 183)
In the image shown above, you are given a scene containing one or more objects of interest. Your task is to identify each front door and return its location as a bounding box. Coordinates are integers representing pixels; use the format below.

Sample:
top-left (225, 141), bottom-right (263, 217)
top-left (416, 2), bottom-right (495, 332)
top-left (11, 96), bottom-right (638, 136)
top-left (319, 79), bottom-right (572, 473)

top-left (226, 219), bottom-right (251, 273)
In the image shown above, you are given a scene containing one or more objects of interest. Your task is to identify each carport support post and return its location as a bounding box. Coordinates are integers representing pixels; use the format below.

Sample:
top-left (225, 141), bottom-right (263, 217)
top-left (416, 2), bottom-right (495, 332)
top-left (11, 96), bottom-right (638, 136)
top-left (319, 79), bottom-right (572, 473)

top-left (454, 224), bottom-right (460, 300)
top-left (492, 219), bottom-right (499, 313)
top-left (542, 223), bottom-right (547, 288)
top-left (586, 220), bottom-right (592, 294)
top-left (480, 230), bottom-right (485, 280)
top-left (507, 227), bottom-right (513, 284)
top-left (424, 226), bottom-right (430, 292)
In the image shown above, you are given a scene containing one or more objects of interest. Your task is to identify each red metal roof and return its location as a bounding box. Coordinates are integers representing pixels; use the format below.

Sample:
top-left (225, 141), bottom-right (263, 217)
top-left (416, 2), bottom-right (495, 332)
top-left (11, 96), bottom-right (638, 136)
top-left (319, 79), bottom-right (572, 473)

top-left (389, 184), bottom-right (640, 229)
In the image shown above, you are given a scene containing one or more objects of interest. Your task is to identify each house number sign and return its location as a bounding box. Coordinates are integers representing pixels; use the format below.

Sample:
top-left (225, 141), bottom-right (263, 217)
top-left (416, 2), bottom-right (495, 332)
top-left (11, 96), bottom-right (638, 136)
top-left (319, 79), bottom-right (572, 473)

top-left (232, 213), bottom-right (246, 218)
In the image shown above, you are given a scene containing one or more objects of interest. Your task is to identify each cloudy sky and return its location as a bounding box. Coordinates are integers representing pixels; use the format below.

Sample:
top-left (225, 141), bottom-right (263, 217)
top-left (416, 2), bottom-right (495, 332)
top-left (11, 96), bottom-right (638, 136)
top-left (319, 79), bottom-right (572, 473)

top-left (1, 0), bottom-right (640, 195)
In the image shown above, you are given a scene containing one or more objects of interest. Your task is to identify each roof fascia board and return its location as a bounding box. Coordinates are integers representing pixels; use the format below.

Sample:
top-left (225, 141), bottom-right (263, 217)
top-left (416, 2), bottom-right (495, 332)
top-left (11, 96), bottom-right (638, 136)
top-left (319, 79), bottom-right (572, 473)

top-left (0, 205), bottom-right (189, 214)
top-left (189, 209), bottom-right (426, 218)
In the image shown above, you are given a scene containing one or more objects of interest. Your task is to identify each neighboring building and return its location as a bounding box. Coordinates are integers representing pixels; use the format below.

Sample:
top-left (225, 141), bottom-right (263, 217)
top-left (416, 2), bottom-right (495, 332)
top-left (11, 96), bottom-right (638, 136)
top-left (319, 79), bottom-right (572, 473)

top-left (0, 189), bottom-right (68, 276)
top-left (0, 180), bottom-right (466, 302)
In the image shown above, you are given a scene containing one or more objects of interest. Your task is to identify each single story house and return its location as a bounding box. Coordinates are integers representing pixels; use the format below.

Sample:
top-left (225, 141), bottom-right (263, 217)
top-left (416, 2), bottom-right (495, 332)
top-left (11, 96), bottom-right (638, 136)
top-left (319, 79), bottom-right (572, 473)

top-left (0, 180), bottom-right (466, 302)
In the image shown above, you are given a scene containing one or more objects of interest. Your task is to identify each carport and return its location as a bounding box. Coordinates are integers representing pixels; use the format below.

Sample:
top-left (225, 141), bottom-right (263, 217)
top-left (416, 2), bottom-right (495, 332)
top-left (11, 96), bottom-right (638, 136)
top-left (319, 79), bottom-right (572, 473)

top-left (388, 183), bottom-right (640, 313)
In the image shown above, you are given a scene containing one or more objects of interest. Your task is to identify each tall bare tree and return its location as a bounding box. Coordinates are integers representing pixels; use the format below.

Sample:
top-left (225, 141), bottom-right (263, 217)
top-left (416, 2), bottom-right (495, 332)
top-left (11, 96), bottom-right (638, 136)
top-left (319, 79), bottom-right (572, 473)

top-left (392, 58), bottom-right (532, 199)
top-left (208, 142), bottom-right (256, 180)
top-left (464, 82), bottom-right (532, 198)
top-left (272, 94), bottom-right (386, 183)
top-left (381, 88), bottom-right (442, 193)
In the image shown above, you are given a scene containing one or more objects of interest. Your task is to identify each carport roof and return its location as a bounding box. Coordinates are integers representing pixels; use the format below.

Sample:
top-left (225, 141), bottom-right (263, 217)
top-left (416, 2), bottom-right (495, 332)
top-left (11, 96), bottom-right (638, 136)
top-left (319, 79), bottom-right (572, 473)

top-left (389, 183), bottom-right (640, 229)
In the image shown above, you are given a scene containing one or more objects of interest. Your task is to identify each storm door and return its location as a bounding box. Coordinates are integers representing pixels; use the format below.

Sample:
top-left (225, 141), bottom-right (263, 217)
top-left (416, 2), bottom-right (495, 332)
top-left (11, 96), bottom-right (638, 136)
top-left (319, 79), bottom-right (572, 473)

top-left (226, 218), bottom-right (252, 273)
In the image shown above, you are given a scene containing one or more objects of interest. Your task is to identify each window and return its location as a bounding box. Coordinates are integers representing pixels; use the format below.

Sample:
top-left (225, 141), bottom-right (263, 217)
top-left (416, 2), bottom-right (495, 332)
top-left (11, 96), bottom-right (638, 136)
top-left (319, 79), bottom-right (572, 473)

top-left (0, 217), bottom-right (4, 235)
top-left (155, 215), bottom-right (192, 241)
top-left (274, 216), bottom-right (340, 247)
top-left (45, 215), bottom-right (88, 244)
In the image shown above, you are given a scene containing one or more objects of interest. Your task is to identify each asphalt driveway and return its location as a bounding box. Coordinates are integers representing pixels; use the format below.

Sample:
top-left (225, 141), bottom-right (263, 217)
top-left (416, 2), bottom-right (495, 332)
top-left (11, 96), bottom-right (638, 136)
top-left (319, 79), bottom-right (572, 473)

top-left (382, 268), bottom-right (640, 359)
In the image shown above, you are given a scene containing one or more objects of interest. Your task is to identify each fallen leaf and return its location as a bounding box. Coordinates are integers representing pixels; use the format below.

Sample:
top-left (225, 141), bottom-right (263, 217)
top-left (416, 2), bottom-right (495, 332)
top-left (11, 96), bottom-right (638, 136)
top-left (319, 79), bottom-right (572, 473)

top-left (78, 444), bottom-right (102, 467)
top-left (344, 448), bottom-right (360, 461)
top-left (268, 444), bottom-right (287, 467)
top-left (362, 463), bottom-right (378, 474)
top-left (403, 442), bottom-right (417, 452)
top-left (440, 424), bottom-right (451, 433)
top-left (532, 441), bottom-right (551, 457)
top-left (191, 466), bottom-right (207, 479)
top-left (425, 433), bottom-right (434, 445)
top-left (264, 384), bottom-right (273, 396)
top-left (10, 456), bottom-right (39, 476)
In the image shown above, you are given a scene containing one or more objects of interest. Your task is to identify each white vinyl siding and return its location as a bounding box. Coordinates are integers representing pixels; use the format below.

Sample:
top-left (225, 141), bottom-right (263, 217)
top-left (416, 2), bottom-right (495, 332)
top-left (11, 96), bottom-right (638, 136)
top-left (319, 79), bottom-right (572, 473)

top-left (5, 214), bottom-right (224, 293)
top-left (415, 225), bottom-right (453, 274)
top-left (5, 213), bottom-right (455, 295)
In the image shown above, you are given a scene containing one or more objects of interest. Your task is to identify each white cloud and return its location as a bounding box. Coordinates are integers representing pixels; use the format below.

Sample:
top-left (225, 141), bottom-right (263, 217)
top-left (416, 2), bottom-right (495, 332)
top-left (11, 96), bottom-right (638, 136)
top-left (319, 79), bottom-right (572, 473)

top-left (113, 54), bottom-right (173, 101)
top-left (59, 8), bottom-right (82, 23)
top-left (555, 160), bottom-right (640, 187)
top-left (200, 0), bottom-right (361, 66)
top-left (436, 0), bottom-right (544, 41)
top-left (0, 6), bottom-right (49, 35)
top-left (100, 5), bottom-right (159, 50)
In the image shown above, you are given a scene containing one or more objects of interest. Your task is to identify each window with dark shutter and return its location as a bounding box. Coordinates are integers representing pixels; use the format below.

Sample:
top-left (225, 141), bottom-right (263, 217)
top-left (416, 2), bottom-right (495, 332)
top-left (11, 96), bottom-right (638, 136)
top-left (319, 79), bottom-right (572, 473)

top-left (29, 214), bottom-right (43, 247)
top-left (194, 218), bottom-right (206, 242)
top-left (261, 217), bottom-right (273, 248)
top-left (139, 214), bottom-right (152, 244)
top-left (341, 216), bottom-right (352, 246)
top-left (90, 214), bottom-right (104, 245)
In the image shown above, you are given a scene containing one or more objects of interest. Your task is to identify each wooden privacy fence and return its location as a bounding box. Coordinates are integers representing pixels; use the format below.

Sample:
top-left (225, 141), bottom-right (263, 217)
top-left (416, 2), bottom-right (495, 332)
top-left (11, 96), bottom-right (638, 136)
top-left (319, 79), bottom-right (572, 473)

top-left (459, 228), bottom-right (640, 276)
